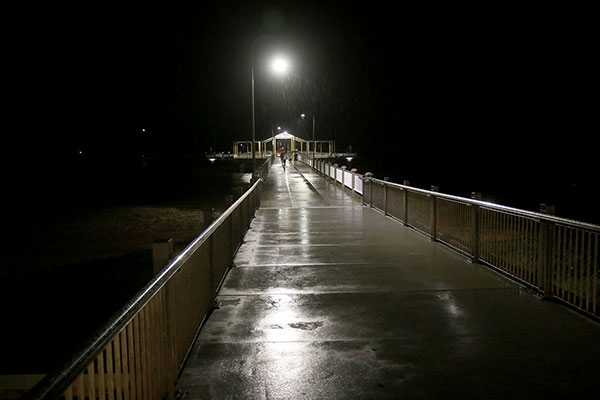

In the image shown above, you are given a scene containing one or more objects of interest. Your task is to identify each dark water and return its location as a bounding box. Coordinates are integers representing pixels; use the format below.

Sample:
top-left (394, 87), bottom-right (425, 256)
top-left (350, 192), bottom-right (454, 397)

top-left (2, 157), bottom-right (255, 374)
top-left (21, 156), bottom-right (255, 212)
top-left (330, 156), bottom-right (599, 225)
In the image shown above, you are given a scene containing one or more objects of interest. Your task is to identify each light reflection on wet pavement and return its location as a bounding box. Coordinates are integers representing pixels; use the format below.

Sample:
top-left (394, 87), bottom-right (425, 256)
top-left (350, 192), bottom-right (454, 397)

top-left (177, 160), bottom-right (600, 399)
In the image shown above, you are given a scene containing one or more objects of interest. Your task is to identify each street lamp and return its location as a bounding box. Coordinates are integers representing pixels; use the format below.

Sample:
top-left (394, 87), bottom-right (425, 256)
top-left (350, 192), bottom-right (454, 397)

top-left (251, 41), bottom-right (290, 173)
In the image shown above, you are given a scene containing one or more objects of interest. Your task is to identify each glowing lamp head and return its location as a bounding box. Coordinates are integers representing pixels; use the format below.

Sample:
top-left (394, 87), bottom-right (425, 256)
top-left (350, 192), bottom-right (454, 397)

top-left (271, 56), bottom-right (289, 74)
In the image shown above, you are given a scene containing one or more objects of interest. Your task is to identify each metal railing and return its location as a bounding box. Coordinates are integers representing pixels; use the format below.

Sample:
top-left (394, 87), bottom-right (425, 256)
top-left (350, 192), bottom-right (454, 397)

top-left (301, 156), bottom-right (364, 195)
top-left (254, 156), bottom-right (272, 180)
top-left (300, 156), bottom-right (599, 318)
top-left (365, 178), bottom-right (599, 317)
top-left (27, 172), bottom-right (267, 400)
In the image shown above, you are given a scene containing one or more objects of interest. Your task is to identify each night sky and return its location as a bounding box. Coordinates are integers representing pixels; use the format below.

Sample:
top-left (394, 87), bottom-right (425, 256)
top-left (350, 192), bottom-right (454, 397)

top-left (5, 2), bottom-right (597, 219)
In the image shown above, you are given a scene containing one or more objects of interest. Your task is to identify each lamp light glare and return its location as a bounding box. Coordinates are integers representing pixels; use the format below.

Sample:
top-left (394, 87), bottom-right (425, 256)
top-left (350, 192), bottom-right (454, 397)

top-left (272, 57), bottom-right (289, 73)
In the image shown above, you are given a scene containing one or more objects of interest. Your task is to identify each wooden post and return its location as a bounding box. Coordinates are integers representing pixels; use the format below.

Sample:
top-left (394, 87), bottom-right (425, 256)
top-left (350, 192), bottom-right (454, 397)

top-left (152, 239), bottom-right (173, 276)
top-left (403, 180), bottom-right (410, 226)
top-left (538, 203), bottom-right (556, 300)
top-left (383, 177), bottom-right (390, 215)
top-left (430, 185), bottom-right (439, 241)
top-left (470, 192), bottom-right (482, 263)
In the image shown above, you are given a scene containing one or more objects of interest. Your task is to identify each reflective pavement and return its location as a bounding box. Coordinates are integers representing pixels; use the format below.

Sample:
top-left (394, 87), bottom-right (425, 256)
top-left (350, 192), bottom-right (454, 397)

top-left (177, 159), bottom-right (600, 399)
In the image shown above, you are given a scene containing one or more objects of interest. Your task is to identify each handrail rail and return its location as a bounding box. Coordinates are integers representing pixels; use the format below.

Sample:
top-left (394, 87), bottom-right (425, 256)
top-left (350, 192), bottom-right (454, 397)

top-left (300, 153), bottom-right (599, 231)
top-left (26, 178), bottom-right (264, 400)
top-left (368, 177), bottom-right (600, 232)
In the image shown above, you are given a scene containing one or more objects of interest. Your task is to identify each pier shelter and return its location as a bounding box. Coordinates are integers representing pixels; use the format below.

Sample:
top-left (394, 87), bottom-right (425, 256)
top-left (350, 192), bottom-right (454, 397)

top-left (232, 132), bottom-right (336, 159)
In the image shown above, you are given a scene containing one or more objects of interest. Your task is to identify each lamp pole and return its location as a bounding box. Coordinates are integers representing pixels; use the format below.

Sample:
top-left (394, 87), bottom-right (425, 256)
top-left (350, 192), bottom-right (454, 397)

top-left (312, 115), bottom-right (316, 161)
top-left (251, 66), bottom-right (256, 172)
top-left (301, 113), bottom-right (316, 160)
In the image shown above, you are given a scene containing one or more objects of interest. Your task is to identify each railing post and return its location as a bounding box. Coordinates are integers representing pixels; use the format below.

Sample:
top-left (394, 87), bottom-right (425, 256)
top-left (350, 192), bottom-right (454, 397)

top-left (225, 194), bottom-right (235, 258)
top-left (430, 185), bottom-right (439, 241)
top-left (333, 164), bottom-right (339, 184)
top-left (364, 172), bottom-right (374, 207)
top-left (209, 234), bottom-right (218, 294)
top-left (403, 180), bottom-right (410, 226)
top-left (470, 192), bottom-right (482, 263)
top-left (383, 177), bottom-right (390, 215)
top-left (229, 205), bottom-right (235, 257)
top-left (538, 203), bottom-right (556, 300)
top-left (152, 239), bottom-right (173, 276)
top-left (239, 195), bottom-right (245, 242)
top-left (351, 168), bottom-right (358, 192)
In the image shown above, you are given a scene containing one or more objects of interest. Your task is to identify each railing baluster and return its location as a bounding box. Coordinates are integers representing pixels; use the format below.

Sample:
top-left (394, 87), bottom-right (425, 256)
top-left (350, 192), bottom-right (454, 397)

top-left (139, 311), bottom-right (149, 400)
top-left (63, 385), bottom-right (72, 400)
top-left (106, 343), bottom-right (115, 400)
top-left (593, 234), bottom-right (598, 314)
top-left (87, 362), bottom-right (95, 400)
top-left (430, 186), bottom-right (438, 241)
top-left (383, 178), bottom-right (388, 215)
top-left (585, 231), bottom-right (592, 312)
top-left (75, 373), bottom-right (84, 400)
top-left (538, 218), bottom-right (555, 299)
top-left (471, 192), bottom-right (481, 262)
top-left (114, 334), bottom-right (123, 400)
top-left (560, 225), bottom-right (568, 299)
top-left (403, 181), bottom-right (409, 225)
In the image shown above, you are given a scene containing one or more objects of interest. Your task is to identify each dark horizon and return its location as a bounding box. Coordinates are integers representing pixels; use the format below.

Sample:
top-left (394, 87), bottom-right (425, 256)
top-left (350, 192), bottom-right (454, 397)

top-left (5, 2), bottom-right (597, 221)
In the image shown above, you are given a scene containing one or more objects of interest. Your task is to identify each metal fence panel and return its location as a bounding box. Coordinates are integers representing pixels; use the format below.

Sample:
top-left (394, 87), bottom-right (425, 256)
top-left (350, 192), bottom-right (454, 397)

top-left (553, 225), bottom-right (599, 315)
top-left (371, 181), bottom-right (385, 212)
top-left (354, 175), bottom-right (363, 195)
top-left (343, 170), bottom-right (353, 190)
top-left (386, 186), bottom-right (406, 223)
top-left (436, 198), bottom-right (473, 255)
top-left (406, 191), bottom-right (431, 235)
top-left (479, 208), bottom-right (539, 285)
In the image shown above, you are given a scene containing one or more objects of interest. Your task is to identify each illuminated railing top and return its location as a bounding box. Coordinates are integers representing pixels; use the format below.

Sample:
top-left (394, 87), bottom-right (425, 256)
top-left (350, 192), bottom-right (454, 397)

top-left (368, 176), bottom-right (600, 232)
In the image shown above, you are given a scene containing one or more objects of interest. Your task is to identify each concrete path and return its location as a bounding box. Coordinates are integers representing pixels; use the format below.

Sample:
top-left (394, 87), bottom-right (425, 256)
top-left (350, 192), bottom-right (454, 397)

top-left (177, 159), bottom-right (600, 399)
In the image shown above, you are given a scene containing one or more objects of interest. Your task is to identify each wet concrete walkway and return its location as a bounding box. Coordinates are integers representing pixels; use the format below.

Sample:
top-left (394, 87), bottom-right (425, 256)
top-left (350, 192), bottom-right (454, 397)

top-left (177, 159), bottom-right (600, 399)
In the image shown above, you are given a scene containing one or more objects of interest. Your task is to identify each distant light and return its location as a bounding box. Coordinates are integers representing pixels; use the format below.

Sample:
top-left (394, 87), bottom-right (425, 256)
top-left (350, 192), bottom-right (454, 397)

top-left (209, 158), bottom-right (216, 162)
top-left (346, 157), bottom-right (353, 161)
top-left (277, 126), bottom-right (281, 130)
top-left (78, 150), bottom-right (83, 155)
top-left (300, 113), bottom-right (306, 118)
top-left (271, 56), bottom-right (289, 74)
top-left (142, 128), bottom-right (145, 132)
